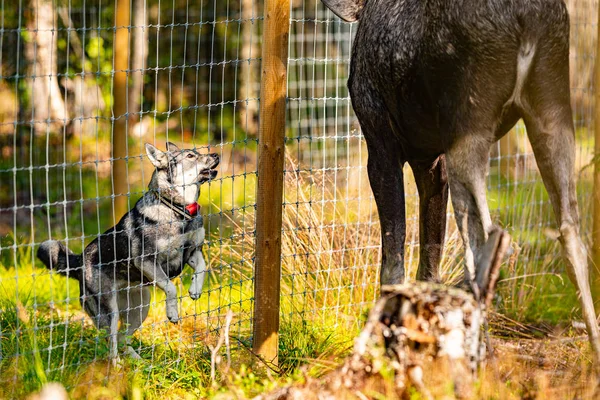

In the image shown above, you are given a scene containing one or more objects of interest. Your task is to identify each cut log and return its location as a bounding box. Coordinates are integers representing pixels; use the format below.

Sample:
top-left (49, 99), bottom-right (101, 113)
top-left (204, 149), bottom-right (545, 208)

top-left (256, 229), bottom-right (511, 400)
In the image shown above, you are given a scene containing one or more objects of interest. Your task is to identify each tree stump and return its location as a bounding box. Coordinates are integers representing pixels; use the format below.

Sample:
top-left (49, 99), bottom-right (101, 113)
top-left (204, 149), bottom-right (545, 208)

top-left (256, 229), bottom-right (510, 400)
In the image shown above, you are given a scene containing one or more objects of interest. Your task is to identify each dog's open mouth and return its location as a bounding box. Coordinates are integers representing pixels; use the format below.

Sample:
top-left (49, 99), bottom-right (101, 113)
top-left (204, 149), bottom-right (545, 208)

top-left (200, 169), bottom-right (218, 180)
top-left (198, 158), bottom-right (219, 183)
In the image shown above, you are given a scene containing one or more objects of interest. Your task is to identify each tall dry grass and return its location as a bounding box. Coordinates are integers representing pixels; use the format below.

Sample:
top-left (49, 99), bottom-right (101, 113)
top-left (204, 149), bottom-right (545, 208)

top-left (217, 148), bottom-right (586, 333)
top-left (2, 145), bottom-right (595, 398)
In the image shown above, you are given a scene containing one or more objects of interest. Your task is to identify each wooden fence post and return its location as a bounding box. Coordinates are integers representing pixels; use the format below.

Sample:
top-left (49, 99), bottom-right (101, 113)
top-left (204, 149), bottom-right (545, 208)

top-left (252, 0), bottom-right (290, 366)
top-left (593, 2), bottom-right (600, 299)
top-left (112, 0), bottom-right (130, 223)
top-left (591, 4), bottom-right (600, 299)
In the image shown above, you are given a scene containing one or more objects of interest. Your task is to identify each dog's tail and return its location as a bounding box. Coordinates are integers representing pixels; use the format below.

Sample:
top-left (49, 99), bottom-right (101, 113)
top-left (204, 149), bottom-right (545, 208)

top-left (37, 240), bottom-right (83, 280)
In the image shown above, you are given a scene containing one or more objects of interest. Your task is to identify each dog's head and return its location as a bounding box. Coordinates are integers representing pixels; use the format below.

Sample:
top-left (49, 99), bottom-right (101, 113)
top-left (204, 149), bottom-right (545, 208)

top-left (146, 142), bottom-right (220, 202)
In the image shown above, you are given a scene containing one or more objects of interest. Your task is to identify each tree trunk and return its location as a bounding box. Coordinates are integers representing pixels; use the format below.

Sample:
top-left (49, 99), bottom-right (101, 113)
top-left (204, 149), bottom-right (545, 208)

top-left (25, 0), bottom-right (68, 135)
top-left (112, 0), bottom-right (131, 222)
top-left (566, 0), bottom-right (598, 123)
top-left (128, 0), bottom-right (148, 130)
top-left (57, 7), bottom-right (105, 137)
top-left (238, 0), bottom-right (260, 136)
top-left (257, 230), bottom-right (510, 400)
top-left (592, 0), bottom-right (600, 303)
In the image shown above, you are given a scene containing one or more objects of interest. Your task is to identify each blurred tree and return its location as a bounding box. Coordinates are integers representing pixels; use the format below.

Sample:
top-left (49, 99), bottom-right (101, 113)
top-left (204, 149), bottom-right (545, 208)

top-left (593, 0), bottom-right (600, 300)
top-left (128, 0), bottom-right (148, 132)
top-left (57, 6), bottom-right (106, 137)
top-left (112, 0), bottom-right (130, 220)
top-left (238, 0), bottom-right (259, 136)
top-left (24, 0), bottom-right (68, 135)
top-left (567, 0), bottom-right (597, 123)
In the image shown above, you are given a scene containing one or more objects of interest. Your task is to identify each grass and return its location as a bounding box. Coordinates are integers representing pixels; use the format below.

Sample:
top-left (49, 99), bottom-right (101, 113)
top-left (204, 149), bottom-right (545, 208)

top-left (0, 139), bottom-right (597, 398)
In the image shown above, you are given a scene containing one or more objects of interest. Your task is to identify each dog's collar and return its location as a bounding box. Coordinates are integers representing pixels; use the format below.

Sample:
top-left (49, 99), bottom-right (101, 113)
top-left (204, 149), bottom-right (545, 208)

top-left (185, 202), bottom-right (200, 216)
top-left (153, 191), bottom-right (200, 220)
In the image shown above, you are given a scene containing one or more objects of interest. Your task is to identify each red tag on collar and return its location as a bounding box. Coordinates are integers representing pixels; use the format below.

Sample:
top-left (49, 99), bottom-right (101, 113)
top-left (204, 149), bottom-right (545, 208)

top-left (185, 202), bottom-right (200, 217)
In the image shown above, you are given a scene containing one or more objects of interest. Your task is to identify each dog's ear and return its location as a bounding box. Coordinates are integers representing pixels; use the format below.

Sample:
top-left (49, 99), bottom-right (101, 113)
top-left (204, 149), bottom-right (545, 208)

top-left (166, 142), bottom-right (180, 153)
top-left (146, 143), bottom-right (168, 168)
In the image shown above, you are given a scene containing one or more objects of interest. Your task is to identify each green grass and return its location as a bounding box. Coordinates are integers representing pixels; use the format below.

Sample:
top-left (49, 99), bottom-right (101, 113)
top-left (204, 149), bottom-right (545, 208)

top-left (0, 139), bottom-right (596, 398)
top-left (0, 289), bottom-right (352, 399)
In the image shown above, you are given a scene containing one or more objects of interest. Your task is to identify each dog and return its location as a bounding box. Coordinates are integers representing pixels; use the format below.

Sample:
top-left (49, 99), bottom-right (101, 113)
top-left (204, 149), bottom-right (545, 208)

top-left (37, 142), bottom-right (219, 360)
top-left (321, 0), bottom-right (600, 365)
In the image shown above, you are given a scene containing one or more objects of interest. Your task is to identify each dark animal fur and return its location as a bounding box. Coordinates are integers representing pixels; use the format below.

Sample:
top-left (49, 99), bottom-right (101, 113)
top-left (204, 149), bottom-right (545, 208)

top-left (322, 0), bottom-right (600, 366)
top-left (37, 142), bottom-right (219, 361)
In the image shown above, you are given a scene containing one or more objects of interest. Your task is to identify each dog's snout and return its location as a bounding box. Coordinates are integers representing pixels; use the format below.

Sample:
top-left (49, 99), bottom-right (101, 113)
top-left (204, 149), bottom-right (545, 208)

top-left (209, 153), bottom-right (220, 167)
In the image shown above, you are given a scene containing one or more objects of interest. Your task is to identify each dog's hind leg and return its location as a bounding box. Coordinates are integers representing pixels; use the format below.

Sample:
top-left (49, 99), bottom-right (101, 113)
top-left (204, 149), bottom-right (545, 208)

top-left (118, 285), bottom-right (150, 359)
top-left (93, 290), bottom-right (120, 363)
top-left (82, 278), bottom-right (120, 363)
top-left (409, 156), bottom-right (449, 281)
top-left (139, 260), bottom-right (180, 323)
top-left (107, 292), bottom-right (120, 363)
top-left (519, 40), bottom-right (600, 367)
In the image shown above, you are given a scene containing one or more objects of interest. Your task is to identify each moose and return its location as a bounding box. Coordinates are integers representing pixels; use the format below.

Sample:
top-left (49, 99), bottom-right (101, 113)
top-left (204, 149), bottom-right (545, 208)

top-left (321, 0), bottom-right (600, 368)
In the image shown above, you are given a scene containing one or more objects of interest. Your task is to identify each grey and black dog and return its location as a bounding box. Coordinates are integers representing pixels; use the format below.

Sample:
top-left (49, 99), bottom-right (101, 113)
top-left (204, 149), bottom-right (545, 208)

top-left (322, 0), bottom-right (600, 365)
top-left (37, 142), bottom-right (219, 360)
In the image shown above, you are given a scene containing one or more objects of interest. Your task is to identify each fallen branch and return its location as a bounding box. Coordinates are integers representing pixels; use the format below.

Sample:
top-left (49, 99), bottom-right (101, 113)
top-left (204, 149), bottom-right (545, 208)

top-left (210, 310), bottom-right (234, 384)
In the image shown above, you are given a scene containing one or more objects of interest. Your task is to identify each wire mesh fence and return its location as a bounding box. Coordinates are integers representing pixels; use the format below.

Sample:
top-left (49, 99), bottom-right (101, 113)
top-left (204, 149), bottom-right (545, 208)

top-left (1, 0), bottom-right (263, 393)
top-left (0, 0), bottom-right (598, 395)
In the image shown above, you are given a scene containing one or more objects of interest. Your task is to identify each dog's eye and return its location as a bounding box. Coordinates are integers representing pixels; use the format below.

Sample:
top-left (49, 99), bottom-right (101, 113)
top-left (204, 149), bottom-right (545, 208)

top-left (187, 153), bottom-right (195, 159)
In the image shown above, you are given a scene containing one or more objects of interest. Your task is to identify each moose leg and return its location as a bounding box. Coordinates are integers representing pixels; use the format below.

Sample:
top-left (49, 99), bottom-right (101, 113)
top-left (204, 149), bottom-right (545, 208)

top-left (350, 89), bottom-right (407, 285)
top-left (409, 156), bottom-right (449, 281)
top-left (517, 35), bottom-right (600, 367)
top-left (367, 147), bottom-right (406, 285)
top-left (525, 111), bottom-right (600, 366)
top-left (446, 138), bottom-right (496, 288)
top-left (522, 101), bottom-right (600, 367)
top-left (360, 124), bottom-right (406, 284)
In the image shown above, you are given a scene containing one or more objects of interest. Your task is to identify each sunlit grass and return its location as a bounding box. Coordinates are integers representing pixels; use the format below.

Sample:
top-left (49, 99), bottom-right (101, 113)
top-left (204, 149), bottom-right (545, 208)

top-left (0, 143), bottom-right (596, 398)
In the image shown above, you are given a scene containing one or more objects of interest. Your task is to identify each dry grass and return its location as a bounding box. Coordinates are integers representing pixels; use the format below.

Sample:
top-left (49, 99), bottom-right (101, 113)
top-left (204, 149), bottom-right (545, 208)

top-left (1, 147), bottom-right (597, 398)
top-left (259, 338), bottom-right (596, 400)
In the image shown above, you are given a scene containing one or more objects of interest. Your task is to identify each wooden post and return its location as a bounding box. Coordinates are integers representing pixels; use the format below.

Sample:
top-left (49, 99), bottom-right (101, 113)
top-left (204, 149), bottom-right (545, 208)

top-left (112, 0), bottom-right (130, 223)
top-left (252, 0), bottom-right (290, 366)
top-left (593, 2), bottom-right (600, 299)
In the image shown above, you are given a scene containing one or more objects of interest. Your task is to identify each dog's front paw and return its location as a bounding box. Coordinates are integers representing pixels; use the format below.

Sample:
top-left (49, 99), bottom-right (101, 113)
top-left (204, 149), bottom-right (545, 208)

top-left (166, 304), bottom-right (180, 323)
top-left (167, 313), bottom-right (180, 324)
top-left (167, 311), bottom-right (180, 323)
top-left (189, 288), bottom-right (201, 300)
top-left (189, 273), bottom-right (206, 300)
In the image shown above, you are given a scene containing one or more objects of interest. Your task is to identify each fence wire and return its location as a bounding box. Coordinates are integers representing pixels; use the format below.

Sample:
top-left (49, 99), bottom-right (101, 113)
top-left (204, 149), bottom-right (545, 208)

top-left (1, 0), bottom-right (262, 394)
top-left (283, 0), bottom-right (600, 325)
top-left (0, 0), bottom-right (598, 395)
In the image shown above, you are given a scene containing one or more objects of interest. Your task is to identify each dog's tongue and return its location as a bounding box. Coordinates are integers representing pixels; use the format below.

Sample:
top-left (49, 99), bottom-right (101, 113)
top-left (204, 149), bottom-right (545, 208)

top-left (185, 202), bottom-right (200, 216)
